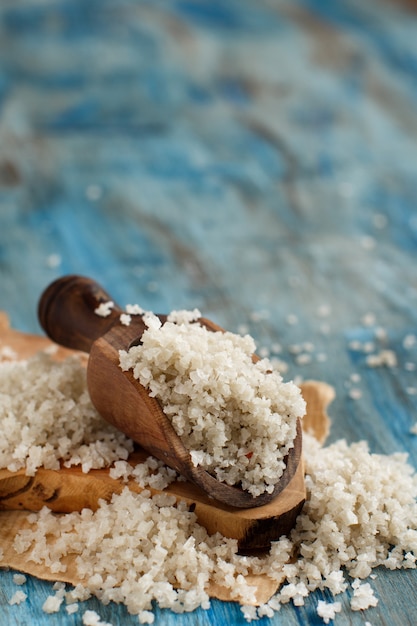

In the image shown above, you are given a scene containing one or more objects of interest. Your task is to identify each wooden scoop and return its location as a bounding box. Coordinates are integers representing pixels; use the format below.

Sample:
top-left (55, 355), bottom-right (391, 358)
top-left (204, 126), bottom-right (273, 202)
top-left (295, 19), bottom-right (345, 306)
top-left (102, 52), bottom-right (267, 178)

top-left (38, 275), bottom-right (302, 509)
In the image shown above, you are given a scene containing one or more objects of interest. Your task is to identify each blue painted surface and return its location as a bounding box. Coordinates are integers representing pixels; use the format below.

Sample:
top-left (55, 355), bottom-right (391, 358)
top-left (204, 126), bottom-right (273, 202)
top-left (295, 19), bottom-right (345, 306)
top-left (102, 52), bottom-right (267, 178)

top-left (1, 0), bottom-right (417, 623)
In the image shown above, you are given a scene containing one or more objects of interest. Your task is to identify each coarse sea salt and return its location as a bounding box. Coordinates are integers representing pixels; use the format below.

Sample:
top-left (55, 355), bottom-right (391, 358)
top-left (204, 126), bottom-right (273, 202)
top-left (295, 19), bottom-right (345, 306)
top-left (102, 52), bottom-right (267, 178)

top-left (119, 312), bottom-right (305, 496)
top-left (12, 431), bottom-right (417, 623)
top-left (8, 590), bottom-right (27, 605)
top-left (0, 352), bottom-right (133, 476)
top-left (2, 315), bottom-right (417, 623)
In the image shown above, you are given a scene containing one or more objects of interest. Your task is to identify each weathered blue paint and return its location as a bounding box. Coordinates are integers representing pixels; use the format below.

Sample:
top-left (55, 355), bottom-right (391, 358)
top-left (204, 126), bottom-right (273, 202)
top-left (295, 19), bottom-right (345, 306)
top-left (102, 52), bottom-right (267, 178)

top-left (1, 0), bottom-right (417, 623)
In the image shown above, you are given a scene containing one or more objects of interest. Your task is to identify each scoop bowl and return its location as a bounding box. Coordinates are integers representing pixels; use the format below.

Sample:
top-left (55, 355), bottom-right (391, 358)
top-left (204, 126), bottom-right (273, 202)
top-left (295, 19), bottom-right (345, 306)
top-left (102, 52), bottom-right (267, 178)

top-left (38, 275), bottom-right (302, 508)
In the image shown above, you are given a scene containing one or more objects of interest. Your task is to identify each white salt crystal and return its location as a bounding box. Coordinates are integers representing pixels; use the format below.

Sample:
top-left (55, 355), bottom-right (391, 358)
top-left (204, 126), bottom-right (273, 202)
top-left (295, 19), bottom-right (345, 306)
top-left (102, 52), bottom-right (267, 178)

top-left (9, 590), bottom-right (27, 605)
top-left (94, 301), bottom-right (114, 318)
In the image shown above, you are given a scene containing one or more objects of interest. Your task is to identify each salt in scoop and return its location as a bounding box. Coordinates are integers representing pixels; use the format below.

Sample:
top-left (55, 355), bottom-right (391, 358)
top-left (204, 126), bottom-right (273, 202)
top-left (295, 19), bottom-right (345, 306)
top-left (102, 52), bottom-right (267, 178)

top-left (38, 275), bottom-right (302, 508)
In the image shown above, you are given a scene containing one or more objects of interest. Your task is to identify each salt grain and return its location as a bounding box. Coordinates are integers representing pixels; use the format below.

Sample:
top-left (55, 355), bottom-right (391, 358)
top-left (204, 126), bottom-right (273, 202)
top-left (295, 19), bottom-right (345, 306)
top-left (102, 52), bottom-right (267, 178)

top-left (316, 599), bottom-right (342, 623)
top-left (361, 313), bottom-right (376, 327)
top-left (82, 609), bottom-right (113, 626)
top-left (403, 334), bottom-right (417, 350)
top-left (42, 593), bottom-right (64, 613)
top-left (46, 253), bottom-right (62, 269)
top-left (0, 345), bottom-right (17, 360)
top-left (317, 304), bottom-right (331, 318)
top-left (249, 310), bottom-right (270, 322)
top-left (295, 354), bottom-right (312, 366)
top-left (94, 301), bottom-right (114, 318)
top-left (9, 590), bottom-right (27, 605)
top-left (348, 388), bottom-right (363, 400)
top-left (366, 350), bottom-right (397, 368)
top-left (12, 573), bottom-right (27, 585)
top-left (126, 304), bottom-right (146, 315)
top-left (85, 184), bottom-right (103, 201)
top-left (286, 313), bottom-right (298, 325)
top-left (410, 423), bottom-right (417, 435)
top-left (119, 313), bottom-right (132, 326)
top-left (350, 581), bottom-right (378, 611)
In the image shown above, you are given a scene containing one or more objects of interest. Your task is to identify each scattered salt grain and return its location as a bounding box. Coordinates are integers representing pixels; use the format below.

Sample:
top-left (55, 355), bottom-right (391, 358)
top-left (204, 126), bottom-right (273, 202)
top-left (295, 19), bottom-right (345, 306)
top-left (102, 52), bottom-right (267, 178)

top-left (0, 345), bottom-right (17, 360)
top-left (295, 353), bottom-right (312, 366)
top-left (350, 581), bottom-right (378, 611)
top-left (403, 334), bottom-right (417, 350)
top-left (126, 304), bottom-right (146, 315)
top-left (258, 347), bottom-right (270, 358)
top-left (94, 301), bottom-right (114, 317)
top-left (361, 313), bottom-right (376, 327)
top-left (12, 573), bottom-right (26, 585)
top-left (286, 313), bottom-right (298, 325)
top-left (109, 460), bottom-right (133, 481)
top-left (146, 281), bottom-right (159, 292)
top-left (82, 609), bottom-right (113, 626)
top-left (46, 253), bottom-right (62, 269)
top-left (138, 609), bottom-right (155, 624)
top-left (349, 340), bottom-right (375, 353)
top-left (8, 428), bottom-right (417, 623)
top-left (119, 313), bottom-right (131, 326)
top-left (249, 309), bottom-right (270, 322)
top-left (85, 184), bottom-right (103, 201)
top-left (361, 235), bottom-right (376, 250)
top-left (167, 308), bottom-right (201, 323)
top-left (348, 388), bottom-right (363, 400)
top-left (241, 605), bottom-right (258, 621)
top-left (66, 603), bottom-right (79, 614)
top-left (109, 456), bottom-right (177, 490)
top-left (373, 213), bottom-right (387, 229)
top-left (316, 599), bottom-right (342, 623)
top-left (319, 322), bottom-right (331, 335)
top-left (374, 326), bottom-right (387, 341)
top-left (366, 350), bottom-right (397, 368)
top-left (42, 593), bottom-right (64, 613)
top-left (317, 304), bottom-right (331, 318)
top-left (9, 590), bottom-right (27, 605)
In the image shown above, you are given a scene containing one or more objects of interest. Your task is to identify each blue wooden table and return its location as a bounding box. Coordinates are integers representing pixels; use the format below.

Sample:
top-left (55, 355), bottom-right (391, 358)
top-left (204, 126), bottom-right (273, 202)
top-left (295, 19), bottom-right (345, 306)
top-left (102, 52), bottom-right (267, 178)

top-left (1, 0), bottom-right (417, 624)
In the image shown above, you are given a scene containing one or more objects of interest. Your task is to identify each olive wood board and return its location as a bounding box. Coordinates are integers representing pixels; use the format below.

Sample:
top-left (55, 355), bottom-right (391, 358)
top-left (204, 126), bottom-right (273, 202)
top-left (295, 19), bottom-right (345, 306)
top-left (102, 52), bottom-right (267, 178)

top-left (0, 313), bottom-right (334, 605)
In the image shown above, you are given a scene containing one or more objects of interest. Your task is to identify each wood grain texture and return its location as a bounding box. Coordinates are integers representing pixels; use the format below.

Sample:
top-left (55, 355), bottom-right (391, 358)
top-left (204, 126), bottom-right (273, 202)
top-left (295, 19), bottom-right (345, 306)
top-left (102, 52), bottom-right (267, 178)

top-left (1, 0), bottom-right (417, 624)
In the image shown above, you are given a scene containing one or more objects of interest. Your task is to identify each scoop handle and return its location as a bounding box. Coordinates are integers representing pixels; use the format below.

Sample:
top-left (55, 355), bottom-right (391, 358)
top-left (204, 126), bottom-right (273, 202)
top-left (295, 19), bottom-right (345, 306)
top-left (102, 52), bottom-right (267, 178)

top-left (38, 275), bottom-right (123, 353)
